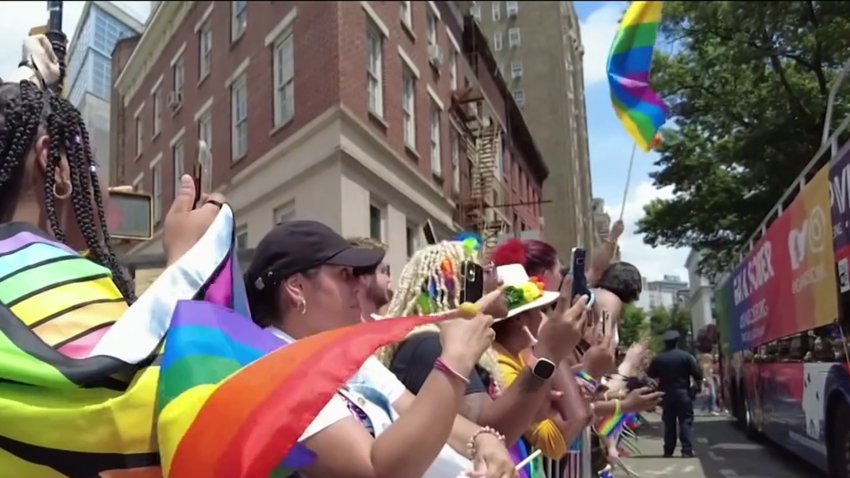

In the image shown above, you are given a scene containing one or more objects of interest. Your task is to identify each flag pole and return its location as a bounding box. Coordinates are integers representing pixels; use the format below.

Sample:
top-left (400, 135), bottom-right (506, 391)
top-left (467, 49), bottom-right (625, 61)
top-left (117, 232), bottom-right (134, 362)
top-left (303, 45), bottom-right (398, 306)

top-left (619, 143), bottom-right (637, 221)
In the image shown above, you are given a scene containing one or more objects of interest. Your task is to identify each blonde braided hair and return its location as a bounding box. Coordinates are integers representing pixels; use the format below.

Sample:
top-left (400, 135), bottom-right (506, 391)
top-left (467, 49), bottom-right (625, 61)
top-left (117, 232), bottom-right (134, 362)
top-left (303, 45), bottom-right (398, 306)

top-left (376, 241), bottom-right (503, 388)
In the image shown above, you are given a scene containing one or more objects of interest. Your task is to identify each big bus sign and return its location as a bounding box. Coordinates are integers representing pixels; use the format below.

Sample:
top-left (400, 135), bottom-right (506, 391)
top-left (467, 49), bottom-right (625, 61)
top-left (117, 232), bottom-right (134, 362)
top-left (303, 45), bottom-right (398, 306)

top-left (717, 162), bottom-right (838, 353)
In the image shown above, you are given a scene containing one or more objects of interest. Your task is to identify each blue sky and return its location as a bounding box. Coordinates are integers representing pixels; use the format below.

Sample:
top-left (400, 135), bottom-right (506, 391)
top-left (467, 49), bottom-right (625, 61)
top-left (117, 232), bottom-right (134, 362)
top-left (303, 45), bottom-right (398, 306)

top-left (576, 1), bottom-right (689, 282)
top-left (0, 1), bottom-right (689, 282)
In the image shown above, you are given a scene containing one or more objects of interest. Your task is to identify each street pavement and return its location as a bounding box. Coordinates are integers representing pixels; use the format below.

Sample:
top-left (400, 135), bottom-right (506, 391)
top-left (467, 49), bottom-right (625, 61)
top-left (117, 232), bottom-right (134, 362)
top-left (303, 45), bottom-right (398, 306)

top-left (619, 413), bottom-right (827, 478)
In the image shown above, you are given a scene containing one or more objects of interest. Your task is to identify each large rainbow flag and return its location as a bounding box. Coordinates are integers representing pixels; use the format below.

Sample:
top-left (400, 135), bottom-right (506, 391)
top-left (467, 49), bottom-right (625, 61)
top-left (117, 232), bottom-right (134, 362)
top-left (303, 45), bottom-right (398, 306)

top-left (606, 1), bottom-right (667, 152)
top-left (0, 207), bottom-right (452, 477)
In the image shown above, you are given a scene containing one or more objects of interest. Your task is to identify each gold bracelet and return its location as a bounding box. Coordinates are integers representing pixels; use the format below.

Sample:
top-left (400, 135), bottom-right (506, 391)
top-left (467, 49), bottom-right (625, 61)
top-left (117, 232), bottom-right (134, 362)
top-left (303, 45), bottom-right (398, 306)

top-left (467, 426), bottom-right (506, 458)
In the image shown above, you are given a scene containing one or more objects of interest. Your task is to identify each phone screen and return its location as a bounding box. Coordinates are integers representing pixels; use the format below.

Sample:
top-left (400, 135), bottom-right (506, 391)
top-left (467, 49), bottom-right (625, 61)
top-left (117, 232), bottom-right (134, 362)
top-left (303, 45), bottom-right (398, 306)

top-left (570, 248), bottom-right (590, 300)
top-left (460, 261), bottom-right (484, 303)
top-left (423, 220), bottom-right (438, 245)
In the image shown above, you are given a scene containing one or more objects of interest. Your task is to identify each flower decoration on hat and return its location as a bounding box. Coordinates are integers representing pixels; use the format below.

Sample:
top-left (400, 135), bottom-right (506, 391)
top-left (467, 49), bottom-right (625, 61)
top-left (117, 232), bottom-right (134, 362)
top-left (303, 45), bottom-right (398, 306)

top-left (504, 276), bottom-right (545, 309)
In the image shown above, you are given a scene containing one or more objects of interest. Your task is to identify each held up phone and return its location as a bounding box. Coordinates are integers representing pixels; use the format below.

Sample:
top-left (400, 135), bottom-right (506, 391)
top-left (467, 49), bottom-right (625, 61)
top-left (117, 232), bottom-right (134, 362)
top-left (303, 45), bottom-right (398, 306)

top-left (423, 219), bottom-right (438, 245)
top-left (460, 261), bottom-right (484, 303)
top-left (570, 247), bottom-right (594, 307)
top-left (194, 140), bottom-right (213, 208)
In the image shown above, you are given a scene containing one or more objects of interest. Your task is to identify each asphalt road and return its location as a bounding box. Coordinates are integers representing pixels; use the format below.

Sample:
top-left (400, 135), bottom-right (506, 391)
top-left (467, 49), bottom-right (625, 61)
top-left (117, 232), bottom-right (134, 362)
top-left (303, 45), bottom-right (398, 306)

top-left (620, 413), bottom-right (828, 478)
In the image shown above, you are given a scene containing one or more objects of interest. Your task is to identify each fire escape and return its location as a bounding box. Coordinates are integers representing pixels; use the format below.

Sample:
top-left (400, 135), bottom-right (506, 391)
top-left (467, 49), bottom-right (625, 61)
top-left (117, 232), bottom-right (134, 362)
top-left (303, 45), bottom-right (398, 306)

top-left (450, 87), bottom-right (510, 252)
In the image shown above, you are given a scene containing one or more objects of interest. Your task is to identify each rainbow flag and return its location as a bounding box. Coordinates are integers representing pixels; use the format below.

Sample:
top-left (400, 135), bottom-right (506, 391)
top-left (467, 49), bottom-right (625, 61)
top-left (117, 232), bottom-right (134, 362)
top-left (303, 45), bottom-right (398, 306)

top-left (606, 1), bottom-right (666, 152)
top-left (157, 302), bottom-right (454, 477)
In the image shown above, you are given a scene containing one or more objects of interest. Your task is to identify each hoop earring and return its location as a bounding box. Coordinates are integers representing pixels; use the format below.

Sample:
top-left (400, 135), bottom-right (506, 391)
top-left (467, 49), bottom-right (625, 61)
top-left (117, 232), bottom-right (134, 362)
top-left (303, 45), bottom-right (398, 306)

top-left (53, 180), bottom-right (72, 200)
top-left (299, 299), bottom-right (308, 315)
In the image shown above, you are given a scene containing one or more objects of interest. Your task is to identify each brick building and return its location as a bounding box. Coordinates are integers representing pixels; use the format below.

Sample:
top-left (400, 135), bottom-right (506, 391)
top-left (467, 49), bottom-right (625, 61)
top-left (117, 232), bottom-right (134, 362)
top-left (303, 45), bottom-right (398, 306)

top-left (111, 1), bottom-right (546, 285)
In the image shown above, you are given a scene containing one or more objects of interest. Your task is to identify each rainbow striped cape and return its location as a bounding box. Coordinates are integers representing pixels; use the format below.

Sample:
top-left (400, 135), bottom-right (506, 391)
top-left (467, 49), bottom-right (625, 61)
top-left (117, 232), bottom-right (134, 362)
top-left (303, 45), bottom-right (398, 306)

top-left (0, 207), bottom-right (455, 477)
top-left (606, 1), bottom-right (666, 152)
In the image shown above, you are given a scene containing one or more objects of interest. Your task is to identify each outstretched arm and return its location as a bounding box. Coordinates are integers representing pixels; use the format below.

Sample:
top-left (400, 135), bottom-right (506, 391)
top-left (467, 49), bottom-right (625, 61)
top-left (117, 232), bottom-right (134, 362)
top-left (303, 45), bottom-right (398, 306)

top-left (587, 220), bottom-right (624, 286)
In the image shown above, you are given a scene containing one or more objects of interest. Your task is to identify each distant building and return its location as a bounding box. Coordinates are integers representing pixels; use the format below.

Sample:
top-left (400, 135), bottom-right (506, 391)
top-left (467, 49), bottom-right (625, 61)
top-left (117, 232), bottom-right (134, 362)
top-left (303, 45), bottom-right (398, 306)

top-left (635, 274), bottom-right (689, 311)
top-left (685, 249), bottom-right (716, 333)
top-left (66, 1), bottom-right (145, 184)
top-left (472, 1), bottom-right (594, 258)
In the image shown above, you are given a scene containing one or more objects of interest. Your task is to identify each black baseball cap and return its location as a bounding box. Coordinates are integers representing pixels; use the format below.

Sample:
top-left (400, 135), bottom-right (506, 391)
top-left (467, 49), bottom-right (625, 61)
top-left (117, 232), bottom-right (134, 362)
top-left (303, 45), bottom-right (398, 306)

top-left (245, 220), bottom-right (385, 297)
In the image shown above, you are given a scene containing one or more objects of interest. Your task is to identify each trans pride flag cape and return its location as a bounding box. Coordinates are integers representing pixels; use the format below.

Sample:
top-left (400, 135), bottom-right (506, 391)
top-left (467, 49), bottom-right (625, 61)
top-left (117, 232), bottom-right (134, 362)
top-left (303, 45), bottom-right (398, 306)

top-left (0, 206), bottom-right (451, 477)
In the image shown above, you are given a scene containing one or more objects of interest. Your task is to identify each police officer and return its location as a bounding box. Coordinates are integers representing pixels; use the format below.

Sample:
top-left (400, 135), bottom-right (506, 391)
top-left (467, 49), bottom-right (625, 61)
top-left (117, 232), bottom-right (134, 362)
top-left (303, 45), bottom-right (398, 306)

top-left (647, 330), bottom-right (702, 457)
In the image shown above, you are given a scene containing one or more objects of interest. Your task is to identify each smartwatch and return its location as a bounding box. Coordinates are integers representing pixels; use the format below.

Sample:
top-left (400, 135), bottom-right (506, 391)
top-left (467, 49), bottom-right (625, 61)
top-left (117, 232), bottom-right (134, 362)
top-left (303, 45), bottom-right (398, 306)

top-left (531, 358), bottom-right (556, 380)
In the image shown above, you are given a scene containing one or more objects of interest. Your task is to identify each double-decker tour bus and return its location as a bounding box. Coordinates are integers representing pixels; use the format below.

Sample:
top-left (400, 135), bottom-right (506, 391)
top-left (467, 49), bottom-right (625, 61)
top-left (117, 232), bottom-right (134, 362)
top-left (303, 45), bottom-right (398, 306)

top-left (715, 62), bottom-right (850, 478)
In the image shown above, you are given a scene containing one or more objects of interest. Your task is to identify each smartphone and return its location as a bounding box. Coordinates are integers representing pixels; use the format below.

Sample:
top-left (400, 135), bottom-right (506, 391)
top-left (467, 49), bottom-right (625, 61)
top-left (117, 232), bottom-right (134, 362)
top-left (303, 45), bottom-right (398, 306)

top-left (460, 261), bottom-right (484, 303)
top-left (423, 219), bottom-right (438, 245)
top-left (570, 248), bottom-right (593, 305)
top-left (194, 140), bottom-right (213, 207)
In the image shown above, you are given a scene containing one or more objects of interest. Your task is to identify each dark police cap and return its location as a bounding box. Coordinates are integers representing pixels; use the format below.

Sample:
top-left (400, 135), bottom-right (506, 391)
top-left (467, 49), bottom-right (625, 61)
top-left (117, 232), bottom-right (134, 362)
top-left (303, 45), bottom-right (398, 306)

top-left (663, 330), bottom-right (681, 342)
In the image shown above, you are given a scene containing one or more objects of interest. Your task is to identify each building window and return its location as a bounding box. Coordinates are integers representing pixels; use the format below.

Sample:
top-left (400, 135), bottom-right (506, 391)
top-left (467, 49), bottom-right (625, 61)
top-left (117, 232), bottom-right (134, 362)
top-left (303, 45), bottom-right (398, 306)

top-left (400, 1), bottom-right (412, 28)
top-left (199, 24), bottom-right (212, 80)
top-left (173, 58), bottom-right (184, 96)
top-left (152, 88), bottom-right (162, 137)
top-left (430, 103), bottom-right (441, 176)
top-left (402, 68), bottom-right (416, 148)
top-left (406, 225), bottom-right (416, 258)
top-left (369, 204), bottom-right (385, 241)
top-left (134, 113), bottom-right (143, 157)
top-left (172, 140), bottom-right (183, 197)
top-left (232, 0), bottom-right (247, 42)
top-left (366, 22), bottom-right (384, 117)
top-left (492, 2), bottom-right (501, 21)
top-left (451, 129), bottom-right (460, 194)
top-left (152, 161), bottom-right (162, 224)
top-left (236, 226), bottom-right (248, 250)
top-left (511, 60), bottom-right (523, 79)
top-left (273, 29), bottom-right (295, 127)
top-left (471, 4), bottom-right (481, 21)
top-left (450, 50), bottom-right (458, 91)
top-left (231, 73), bottom-right (248, 160)
top-left (514, 90), bottom-right (525, 108)
top-left (506, 1), bottom-right (519, 16)
top-left (274, 201), bottom-right (296, 225)
top-left (426, 11), bottom-right (437, 45)
top-left (493, 32), bottom-right (503, 51)
top-left (508, 27), bottom-right (521, 48)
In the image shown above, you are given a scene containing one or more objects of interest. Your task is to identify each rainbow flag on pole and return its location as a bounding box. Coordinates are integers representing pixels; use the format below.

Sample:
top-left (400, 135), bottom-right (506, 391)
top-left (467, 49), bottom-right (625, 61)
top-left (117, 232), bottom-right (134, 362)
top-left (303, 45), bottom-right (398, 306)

top-left (606, 1), bottom-right (667, 152)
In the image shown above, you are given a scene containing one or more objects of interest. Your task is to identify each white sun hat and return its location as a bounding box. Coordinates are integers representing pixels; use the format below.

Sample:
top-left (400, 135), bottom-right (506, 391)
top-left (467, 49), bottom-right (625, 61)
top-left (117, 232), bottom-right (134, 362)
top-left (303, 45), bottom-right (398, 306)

top-left (498, 264), bottom-right (559, 320)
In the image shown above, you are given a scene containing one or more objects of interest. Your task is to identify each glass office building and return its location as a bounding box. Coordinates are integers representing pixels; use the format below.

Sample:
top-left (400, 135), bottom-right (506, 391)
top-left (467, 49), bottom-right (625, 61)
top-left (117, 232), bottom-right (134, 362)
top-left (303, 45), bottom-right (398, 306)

top-left (67, 1), bottom-right (146, 182)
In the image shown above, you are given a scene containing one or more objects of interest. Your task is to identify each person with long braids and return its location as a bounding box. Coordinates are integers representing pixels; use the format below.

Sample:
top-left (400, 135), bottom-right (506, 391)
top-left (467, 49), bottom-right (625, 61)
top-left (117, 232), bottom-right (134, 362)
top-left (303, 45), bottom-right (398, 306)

top-left (378, 241), bottom-right (591, 477)
top-left (0, 36), bottom-right (236, 476)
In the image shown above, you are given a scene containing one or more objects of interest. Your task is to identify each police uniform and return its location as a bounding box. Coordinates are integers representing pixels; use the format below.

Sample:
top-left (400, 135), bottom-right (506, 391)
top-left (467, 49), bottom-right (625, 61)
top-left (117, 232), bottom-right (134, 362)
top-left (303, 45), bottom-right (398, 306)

top-left (647, 330), bottom-right (703, 457)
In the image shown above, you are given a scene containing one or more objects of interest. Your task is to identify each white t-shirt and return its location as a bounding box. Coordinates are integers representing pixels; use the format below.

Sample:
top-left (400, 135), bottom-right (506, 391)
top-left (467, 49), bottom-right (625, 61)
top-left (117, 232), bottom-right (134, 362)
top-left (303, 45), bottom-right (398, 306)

top-left (265, 327), bottom-right (472, 478)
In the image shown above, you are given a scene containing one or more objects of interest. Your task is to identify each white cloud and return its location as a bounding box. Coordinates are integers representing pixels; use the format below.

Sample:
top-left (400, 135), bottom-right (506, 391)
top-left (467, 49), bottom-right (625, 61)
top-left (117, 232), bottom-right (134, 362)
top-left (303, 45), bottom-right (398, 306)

top-left (604, 180), bottom-right (689, 283)
top-left (0, 2), bottom-right (149, 81)
top-left (579, 2), bottom-right (626, 87)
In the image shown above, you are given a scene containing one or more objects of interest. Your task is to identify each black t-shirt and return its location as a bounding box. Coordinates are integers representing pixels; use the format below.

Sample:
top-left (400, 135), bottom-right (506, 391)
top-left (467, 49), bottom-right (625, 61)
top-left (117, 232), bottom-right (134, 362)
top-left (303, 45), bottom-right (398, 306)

top-left (647, 348), bottom-right (703, 392)
top-left (389, 332), bottom-right (488, 396)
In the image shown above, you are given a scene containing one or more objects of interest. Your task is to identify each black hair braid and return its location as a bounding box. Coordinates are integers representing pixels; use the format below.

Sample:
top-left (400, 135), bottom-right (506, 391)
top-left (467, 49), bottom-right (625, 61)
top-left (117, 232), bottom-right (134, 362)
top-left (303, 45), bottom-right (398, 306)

top-left (43, 94), bottom-right (137, 303)
top-left (0, 82), bottom-right (43, 217)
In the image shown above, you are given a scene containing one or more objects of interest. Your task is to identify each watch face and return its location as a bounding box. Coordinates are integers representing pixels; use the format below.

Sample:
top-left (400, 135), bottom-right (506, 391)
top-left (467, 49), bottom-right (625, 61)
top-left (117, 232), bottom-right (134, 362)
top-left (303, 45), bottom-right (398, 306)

top-left (534, 359), bottom-right (556, 379)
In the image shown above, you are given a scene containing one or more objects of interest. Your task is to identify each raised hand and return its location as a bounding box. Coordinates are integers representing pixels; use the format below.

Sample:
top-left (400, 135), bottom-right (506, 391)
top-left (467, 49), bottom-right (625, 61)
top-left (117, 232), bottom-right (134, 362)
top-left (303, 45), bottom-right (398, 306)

top-left (439, 288), bottom-right (503, 376)
top-left (536, 275), bottom-right (589, 364)
top-left (163, 175), bottom-right (227, 266)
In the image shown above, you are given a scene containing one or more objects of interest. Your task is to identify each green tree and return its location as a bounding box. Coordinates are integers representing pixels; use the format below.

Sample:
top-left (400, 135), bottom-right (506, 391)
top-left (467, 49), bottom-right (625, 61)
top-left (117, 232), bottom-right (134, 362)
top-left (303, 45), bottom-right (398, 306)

top-left (638, 2), bottom-right (850, 275)
top-left (618, 304), bottom-right (648, 347)
top-left (648, 306), bottom-right (673, 353)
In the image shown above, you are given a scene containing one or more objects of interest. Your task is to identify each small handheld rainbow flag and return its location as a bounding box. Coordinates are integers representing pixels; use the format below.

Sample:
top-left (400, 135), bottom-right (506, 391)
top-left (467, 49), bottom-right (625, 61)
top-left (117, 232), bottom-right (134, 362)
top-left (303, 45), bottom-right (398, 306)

top-left (606, 1), bottom-right (667, 152)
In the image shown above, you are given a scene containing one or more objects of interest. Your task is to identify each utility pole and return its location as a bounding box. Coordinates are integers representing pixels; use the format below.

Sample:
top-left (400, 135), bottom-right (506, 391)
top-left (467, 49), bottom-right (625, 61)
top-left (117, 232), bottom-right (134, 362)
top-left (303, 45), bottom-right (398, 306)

top-left (46, 1), bottom-right (67, 97)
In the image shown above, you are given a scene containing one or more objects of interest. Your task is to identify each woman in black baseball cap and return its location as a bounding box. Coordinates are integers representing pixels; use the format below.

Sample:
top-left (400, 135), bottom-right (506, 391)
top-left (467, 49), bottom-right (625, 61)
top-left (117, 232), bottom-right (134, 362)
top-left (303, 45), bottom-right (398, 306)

top-left (244, 221), bottom-right (517, 478)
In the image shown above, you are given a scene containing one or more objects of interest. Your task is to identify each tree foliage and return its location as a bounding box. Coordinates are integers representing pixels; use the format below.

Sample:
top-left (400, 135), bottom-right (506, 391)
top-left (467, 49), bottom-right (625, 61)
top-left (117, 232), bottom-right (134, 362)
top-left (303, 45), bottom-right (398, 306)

top-left (638, 1), bottom-right (850, 275)
top-left (618, 304), bottom-right (648, 347)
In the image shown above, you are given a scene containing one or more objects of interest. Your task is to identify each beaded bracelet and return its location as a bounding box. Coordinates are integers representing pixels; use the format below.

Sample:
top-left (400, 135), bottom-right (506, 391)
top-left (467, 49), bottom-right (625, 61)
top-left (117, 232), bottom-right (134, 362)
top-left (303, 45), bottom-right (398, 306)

top-left (467, 426), bottom-right (506, 457)
top-left (434, 357), bottom-right (470, 385)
